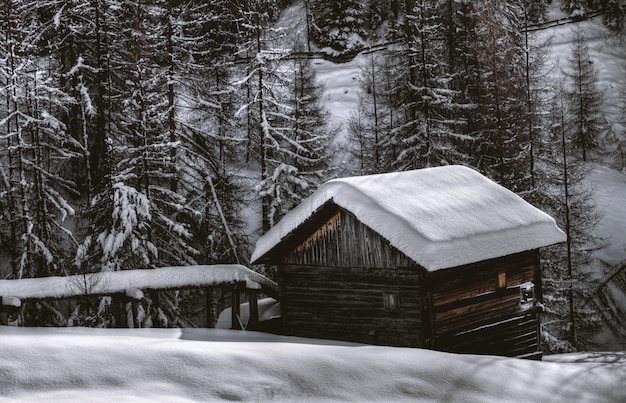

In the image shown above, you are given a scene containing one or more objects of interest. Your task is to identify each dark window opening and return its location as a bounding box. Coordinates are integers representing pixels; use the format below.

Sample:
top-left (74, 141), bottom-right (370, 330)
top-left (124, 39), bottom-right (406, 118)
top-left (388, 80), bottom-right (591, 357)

top-left (383, 291), bottom-right (400, 310)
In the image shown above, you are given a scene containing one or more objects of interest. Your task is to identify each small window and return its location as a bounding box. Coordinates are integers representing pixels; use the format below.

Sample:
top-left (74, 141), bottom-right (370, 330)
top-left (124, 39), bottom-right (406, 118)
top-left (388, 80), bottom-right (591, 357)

top-left (520, 282), bottom-right (535, 303)
top-left (383, 291), bottom-right (400, 311)
top-left (497, 271), bottom-right (507, 289)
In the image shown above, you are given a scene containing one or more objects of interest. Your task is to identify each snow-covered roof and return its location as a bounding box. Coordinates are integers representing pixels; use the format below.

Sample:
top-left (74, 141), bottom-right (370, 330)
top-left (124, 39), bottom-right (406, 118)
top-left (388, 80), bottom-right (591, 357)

top-left (252, 165), bottom-right (566, 271)
top-left (0, 265), bottom-right (278, 301)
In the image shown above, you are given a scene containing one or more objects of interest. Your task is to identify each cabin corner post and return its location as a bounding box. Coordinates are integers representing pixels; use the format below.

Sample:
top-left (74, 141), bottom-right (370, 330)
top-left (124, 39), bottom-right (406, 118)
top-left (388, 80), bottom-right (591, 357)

top-left (533, 250), bottom-right (543, 353)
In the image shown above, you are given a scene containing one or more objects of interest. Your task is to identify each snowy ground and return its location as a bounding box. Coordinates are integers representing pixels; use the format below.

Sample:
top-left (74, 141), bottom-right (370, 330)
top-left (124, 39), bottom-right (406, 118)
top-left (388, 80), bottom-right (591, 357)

top-left (1, 326), bottom-right (626, 402)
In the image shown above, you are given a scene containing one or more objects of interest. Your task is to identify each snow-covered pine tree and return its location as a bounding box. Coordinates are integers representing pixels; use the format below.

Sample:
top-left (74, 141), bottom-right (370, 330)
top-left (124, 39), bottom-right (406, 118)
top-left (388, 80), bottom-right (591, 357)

top-left (258, 40), bottom-right (337, 223)
top-left (234, 0), bottom-right (297, 232)
top-left (0, 0), bottom-right (78, 278)
top-left (0, 0), bottom-right (82, 326)
top-left (38, 0), bottom-right (111, 200)
top-left (538, 83), bottom-right (605, 352)
top-left (173, 0), bottom-right (249, 265)
top-left (562, 28), bottom-right (608, 162)
top-left (471, 0), bottom-right (531, 194)
top-left (385, 0), bottom-right (467, 171)
top-left (309, 0), bottom-right (367, 52)
top-left (67, 0), bottom-right (200, 327)
top-left (348, 51), bottom-right (391, 174)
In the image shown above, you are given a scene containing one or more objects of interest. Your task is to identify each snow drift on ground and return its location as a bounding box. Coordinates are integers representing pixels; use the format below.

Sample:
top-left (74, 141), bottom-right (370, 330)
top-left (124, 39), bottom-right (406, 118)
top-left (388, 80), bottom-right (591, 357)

top-left (0, 326), bottom-right (625, 402)
top-left (215, 297), bottom-right (281, 329)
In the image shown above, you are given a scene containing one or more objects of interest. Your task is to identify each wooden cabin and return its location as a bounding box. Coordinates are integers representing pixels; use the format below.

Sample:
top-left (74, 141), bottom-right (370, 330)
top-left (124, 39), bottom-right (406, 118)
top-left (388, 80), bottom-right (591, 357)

top-left (251, 166), bottom-right (566, 358)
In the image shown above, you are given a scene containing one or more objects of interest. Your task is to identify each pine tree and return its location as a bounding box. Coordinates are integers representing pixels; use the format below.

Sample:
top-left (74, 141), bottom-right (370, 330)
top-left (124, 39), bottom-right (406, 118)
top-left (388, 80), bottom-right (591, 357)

top-left (520, 2), bottom-right (553, 190)
top-left (349, 52), bottom-right (389, 174)
top-left (346, 106), bottom-right (379, 175)
top-left (471, 0), bottom-right (531, 194)
top-left (388, 0), bottom-right (467, 170)
top-left (0, 0), bottom-right (78, 282)
top-left (538, 83), bottom-right (605, 352)
top-left (309, 0), bottom-right (367, 52)
top-left (563, 28), bottom-right (607, 162)
top-left (234, 0), bottom-right (297, 232)
top-left (69, 0), bottom-right (200, 327)
top-left (174, 0), bottom-right (248, 265)
top-left (258, 41), bottom-right (336, 223)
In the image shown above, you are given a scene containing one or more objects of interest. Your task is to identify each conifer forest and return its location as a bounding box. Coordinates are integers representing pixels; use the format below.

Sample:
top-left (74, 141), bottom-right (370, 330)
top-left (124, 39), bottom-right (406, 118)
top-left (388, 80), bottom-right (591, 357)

top-left (1, 0), bottom-right (626, 352)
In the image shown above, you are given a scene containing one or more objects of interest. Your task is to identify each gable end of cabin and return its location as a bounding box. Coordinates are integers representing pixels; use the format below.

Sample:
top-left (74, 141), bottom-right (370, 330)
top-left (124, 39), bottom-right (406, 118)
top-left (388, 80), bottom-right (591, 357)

top-left (275, 204), bottom-right (428, 347)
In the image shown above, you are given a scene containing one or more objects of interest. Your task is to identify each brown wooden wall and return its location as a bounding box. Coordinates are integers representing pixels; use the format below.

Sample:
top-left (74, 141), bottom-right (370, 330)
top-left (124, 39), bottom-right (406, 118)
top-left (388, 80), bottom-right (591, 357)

top-left (274, 205), bottom-right (543, 357)
top-left (428, 250), bottom-right (542, 357)
top-left (280, 208), bottom-right (425, 347)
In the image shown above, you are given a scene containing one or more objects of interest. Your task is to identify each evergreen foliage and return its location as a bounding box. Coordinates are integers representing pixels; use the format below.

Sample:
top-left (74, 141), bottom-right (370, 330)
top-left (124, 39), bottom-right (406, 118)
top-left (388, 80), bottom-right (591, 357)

top-left (562, 28), bottom-right (608, 162)
top-left (263, 40), bottom-right (336, 221)
top-left (471, 0), bottom-right (531, 193)
top-left (561, 0), bottom-right (625, 31)
top-left (537, 83), bottom-right (605, 352)
top-left (309, 0), bottom-right (367, 52)
top-left (348, 52), bottom-right (391, 174)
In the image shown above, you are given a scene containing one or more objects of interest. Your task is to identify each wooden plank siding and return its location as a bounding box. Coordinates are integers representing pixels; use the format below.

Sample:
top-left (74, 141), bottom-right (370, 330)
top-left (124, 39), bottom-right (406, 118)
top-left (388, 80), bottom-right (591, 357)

top-left (428, 250), bottom-right (542, 356)
top-left (285, 208), bottom-right (416, 269)
top-left (274, 204), bottom-right (542, 357)
top-left (280, 208), bottom-right (426, 347)
top-left (281, 266), bottom-right (423, 346)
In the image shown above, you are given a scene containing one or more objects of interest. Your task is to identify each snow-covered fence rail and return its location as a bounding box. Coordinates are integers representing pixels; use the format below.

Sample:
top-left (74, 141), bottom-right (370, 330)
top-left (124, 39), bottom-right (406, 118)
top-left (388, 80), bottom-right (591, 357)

top-left (0, 265), bottom-right (278, 330)
top-left (0, 265), bottom-right (277, 301)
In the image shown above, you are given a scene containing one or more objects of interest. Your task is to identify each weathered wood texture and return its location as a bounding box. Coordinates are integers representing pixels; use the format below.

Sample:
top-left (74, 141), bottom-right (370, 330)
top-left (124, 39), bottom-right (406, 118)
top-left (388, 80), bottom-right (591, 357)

top-left (281, 265), bottom-right (423, 346)
top-left (428, 251), bottom-right (541, 356)
top-left (276, 204), bottom-right (542, 356)
top-left (285, 208), bottom-right (416, 269)
top-left (281, 209), bottom-right (425, 346)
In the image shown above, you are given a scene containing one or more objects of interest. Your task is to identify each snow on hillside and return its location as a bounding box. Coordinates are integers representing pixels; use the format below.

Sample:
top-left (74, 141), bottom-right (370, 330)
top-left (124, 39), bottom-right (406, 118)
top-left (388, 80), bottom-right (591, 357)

top-left (1, 326), bottom-right (626, 402)
top-left (586, 166), bottom-right (626, 265)
top-left (313, 57), bottom-right (361, 137)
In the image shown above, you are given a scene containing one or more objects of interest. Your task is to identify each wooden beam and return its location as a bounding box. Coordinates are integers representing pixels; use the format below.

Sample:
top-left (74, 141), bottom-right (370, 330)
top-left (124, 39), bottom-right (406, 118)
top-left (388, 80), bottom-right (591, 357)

top-left (231, 283), bottom-right (241, 330)
top-left (248, 291), bottom-right (259, 331)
